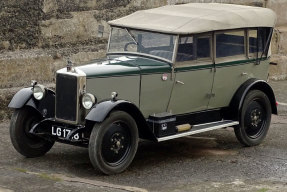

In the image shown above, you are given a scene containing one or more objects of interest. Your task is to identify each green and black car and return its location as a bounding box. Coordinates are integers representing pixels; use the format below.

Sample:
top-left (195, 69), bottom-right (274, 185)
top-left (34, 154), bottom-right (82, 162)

top-left (8, 3), bottom-right (277, 174)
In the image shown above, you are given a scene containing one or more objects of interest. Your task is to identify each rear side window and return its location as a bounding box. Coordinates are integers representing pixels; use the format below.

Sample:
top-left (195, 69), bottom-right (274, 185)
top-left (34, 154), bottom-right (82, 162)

top-left (216, 31), bottom-right (245, 58)
top-left (176, 35), bottom-right (212, 65)
top-left (249, 28), bottom-right (272, 58)
top-left (196, 37), bottom-right (211, 59)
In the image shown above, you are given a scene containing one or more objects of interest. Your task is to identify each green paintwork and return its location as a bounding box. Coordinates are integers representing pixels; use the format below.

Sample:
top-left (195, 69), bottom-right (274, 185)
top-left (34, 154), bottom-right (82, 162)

top-left (168, 64), bottom-right (214, 114)
top-left (78, 53), bottom-right (270, 118)
top-left (140, 72), bottom-right (173, 118)
top-left (77, 55), bottom-right (170, 78)
top-left (208, 58), bottom-right (270, 109)
top-left (87, 75), bottom-right (141, 107)
top-left (78, 53), bottom-right (269, 118)
top-left (79, 55), bottom-right (172, 112)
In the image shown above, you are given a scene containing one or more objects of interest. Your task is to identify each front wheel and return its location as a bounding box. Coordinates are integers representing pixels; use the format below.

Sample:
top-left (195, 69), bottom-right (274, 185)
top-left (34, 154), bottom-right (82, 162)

top-left (234, 90), bottom-right (272, 146)
top-left (89, 111), bottom-right (139, 175)
top-left (10, 107), bottom-right (54, 157)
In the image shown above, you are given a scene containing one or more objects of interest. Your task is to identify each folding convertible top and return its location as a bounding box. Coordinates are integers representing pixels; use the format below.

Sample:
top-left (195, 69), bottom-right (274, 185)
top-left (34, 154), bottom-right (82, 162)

top-left (108, 3), bottom-right (276, 34)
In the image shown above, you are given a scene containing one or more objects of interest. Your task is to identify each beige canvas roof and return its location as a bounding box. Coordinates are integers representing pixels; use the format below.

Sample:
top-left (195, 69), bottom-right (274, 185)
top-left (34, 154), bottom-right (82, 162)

top-left (108, 3), bottom-right (276, 34)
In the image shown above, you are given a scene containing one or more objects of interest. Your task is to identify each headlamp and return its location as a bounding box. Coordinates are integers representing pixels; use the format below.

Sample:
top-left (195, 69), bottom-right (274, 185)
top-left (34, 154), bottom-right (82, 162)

top-left (82, 93), bottom-right (96, 109)
top-left (33, 84), bottom-right (46, 100)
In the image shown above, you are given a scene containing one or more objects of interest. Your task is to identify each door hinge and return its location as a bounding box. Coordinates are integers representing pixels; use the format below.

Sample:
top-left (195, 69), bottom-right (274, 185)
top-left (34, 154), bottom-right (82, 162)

top-left (207, 93), bottom-right (215, 98)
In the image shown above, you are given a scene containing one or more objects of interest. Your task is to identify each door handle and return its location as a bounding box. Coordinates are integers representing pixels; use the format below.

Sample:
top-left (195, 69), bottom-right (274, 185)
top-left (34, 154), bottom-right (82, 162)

top-left (241, 72), bottom-right (248, 76)
top-left (176, 80), bottom-right (185, 85)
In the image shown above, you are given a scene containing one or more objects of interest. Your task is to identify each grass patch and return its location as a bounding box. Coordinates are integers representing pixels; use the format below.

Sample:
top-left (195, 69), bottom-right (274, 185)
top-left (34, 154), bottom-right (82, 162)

top-left (257, 188), bottom-right (269, 192)
top-left (38, 173), bottom-right (62, 182)
top-left (14, 168), bottom-right (28, 173)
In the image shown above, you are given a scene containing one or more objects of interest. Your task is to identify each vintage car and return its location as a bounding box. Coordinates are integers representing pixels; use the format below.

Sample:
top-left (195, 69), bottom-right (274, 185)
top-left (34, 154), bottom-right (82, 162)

top-left (8, 3), bottom-right (277, 174)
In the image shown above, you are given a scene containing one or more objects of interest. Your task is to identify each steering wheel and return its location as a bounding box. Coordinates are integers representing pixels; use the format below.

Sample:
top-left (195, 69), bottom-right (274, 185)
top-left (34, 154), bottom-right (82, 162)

top-left (124, 42), bottom-right (137, 51)
top-left (124, 42), bottom-right (146, 52)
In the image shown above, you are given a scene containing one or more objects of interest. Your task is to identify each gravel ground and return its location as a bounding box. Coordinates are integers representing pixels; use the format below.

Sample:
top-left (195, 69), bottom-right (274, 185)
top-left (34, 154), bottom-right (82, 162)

top-left (0, 80), bottom-right (287, 192)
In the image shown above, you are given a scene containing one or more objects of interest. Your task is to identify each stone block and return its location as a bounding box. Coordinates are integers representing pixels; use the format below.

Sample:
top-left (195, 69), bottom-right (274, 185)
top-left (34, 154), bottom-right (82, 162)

top-left (167, 0), bottom-right (265, 7)
top-left (0, 51), bottom-right (54, 88)
top-left (277, 26), bottom-right (287, 54)
top-left (267, 0), bottom-right (287, 26)
top-left (41, 11), bottom-right (103, 46)
top-left (269, 54), bottom-right (287, 80)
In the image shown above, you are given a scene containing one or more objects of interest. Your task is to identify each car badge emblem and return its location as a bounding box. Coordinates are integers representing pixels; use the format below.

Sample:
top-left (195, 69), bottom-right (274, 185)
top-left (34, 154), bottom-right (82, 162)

top-left (162, 74), bottom-right (168, 81)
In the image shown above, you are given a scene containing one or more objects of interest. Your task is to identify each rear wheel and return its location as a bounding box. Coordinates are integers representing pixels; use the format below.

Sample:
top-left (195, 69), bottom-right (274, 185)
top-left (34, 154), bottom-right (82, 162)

top-left (10, 107), bottom-right (54, 157)
top-left (89, 111), bottom-right (138, 175)
top-left (234, 90), bottom-right (272, 146)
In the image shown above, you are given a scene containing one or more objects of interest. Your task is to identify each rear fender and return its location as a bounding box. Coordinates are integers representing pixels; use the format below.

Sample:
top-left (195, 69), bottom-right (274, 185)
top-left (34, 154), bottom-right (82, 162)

top-left (227, 78), bottom-right (277, 120)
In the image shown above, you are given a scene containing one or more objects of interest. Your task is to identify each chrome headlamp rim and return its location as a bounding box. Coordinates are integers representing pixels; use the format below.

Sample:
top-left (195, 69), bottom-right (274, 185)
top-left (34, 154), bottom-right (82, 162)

top-left (82, 93), bottom-right (96, 110)
top-left (33, 84), bottom-right (46, 100)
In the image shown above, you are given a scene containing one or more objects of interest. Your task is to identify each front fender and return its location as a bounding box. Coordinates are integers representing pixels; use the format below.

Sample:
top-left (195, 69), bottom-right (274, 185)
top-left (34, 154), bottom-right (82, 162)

top-left (86, 100), bottom-right (133, 122)
top-left (8, 87), bottom-right (55, 118)
top-left (86, 100), bottom-right (156, 141)
top-left (8, 87), bottom-right (33, 109)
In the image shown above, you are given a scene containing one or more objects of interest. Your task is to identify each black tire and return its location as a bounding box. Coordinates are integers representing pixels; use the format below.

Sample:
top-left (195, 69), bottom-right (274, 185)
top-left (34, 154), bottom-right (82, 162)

top-left (10, 107), bottom-right (54, 157)
top-left (89, 111), bottom-right (139, 175)
top-left (234, 90), bottom-right (272, 146)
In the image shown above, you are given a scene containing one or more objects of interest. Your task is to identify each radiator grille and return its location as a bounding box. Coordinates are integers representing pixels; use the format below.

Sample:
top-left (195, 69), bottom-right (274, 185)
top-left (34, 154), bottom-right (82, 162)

top-left (56, 73), bottom-right (78, 122)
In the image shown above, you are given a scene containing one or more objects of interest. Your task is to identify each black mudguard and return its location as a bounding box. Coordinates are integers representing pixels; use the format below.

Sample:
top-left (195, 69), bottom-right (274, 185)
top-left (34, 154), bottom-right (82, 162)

top-left (86, 100), bottom-right (156, 141)
top-left (227, 78), bottom-right (277, 120)
top-left (8, 87), bottom-right (55, 118)
top-left (8, 87), bottom-right (33, 108)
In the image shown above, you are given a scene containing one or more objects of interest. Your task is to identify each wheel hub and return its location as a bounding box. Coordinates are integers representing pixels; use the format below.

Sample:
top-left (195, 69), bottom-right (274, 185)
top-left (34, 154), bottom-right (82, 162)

top-left (244, 100), bottom-right (267, 139)
top-left (101, 122), bottom-right (131, 166)
top-left (250, 109), bottom-right (262, 127)
top-left (110, 133), bottom-right (125, 154)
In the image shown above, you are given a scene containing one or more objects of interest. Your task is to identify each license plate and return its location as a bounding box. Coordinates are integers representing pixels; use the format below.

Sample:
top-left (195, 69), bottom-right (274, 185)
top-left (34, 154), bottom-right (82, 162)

top-left (51, 126), bottom-right (81, 140)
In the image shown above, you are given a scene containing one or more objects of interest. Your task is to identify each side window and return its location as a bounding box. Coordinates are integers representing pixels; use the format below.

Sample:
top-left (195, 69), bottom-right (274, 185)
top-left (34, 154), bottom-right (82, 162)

top-left (249, 29), bottom-right (257, 55)
top-left (196, 36), bottom-right (211, 60)
top-left (248, 28), bottom-right (272, 58)
top-left (216, 30), bottom-right (245, 59)
top-left (176, 35), bottom-right (211, 65)
top-left (258, 27), bottom-right (272, 57)
top-left (176, 36), bottom-right (194, 62)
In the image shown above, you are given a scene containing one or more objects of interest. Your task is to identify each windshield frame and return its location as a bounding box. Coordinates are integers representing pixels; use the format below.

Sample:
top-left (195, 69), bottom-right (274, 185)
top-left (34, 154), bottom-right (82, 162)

top-left (107, 26), bottom-right (179, 64)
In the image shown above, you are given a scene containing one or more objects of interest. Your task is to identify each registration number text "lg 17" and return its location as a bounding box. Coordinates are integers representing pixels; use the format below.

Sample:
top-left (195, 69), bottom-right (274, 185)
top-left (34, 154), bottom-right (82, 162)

top-left (51, 126), bottom-right (80, 140)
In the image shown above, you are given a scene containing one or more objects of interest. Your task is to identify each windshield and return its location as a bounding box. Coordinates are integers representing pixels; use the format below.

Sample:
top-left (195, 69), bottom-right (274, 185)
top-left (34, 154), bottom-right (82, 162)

top-left (108, 27), bottom-right (176, 62)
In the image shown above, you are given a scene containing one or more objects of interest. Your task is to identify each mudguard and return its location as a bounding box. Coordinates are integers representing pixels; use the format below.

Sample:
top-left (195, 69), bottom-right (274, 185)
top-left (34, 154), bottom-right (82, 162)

top-left (8, 87), bottom-right (55, 118)
top-left (86, 100), bottom-right (156, 141)
top-left (227, 78), bottom-right (277, 120)
top-left (86, 100), bottom-right (131, 122)
top-left (8, 87), bottom-right (33, 109)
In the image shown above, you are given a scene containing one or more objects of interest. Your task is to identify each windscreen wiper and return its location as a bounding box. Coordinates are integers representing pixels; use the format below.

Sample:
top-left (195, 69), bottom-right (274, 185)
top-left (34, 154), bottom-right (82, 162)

top-left (125, 28), bottom-right (138, 45)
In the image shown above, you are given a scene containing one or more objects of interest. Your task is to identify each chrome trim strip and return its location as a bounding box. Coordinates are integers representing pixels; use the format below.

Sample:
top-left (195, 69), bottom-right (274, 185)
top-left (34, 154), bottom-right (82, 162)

top-left (157, 120), bottom-right (239, 142)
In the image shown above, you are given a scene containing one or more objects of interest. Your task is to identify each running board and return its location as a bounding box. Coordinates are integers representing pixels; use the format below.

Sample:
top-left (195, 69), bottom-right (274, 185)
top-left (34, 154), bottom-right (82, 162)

top-left (157, 120), bottom-right (239, 142)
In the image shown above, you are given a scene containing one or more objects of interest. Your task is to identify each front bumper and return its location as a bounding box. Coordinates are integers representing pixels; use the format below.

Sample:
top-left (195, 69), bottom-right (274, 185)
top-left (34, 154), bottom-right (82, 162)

top-left (29, 118), bottom-right (89, 147)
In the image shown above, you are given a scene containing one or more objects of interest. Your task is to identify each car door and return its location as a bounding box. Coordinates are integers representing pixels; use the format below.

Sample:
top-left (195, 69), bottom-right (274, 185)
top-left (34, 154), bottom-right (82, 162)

top-left (167, 34), bottom-right (214, 114)
top-left (207, 29), bottom-right (270, 109)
